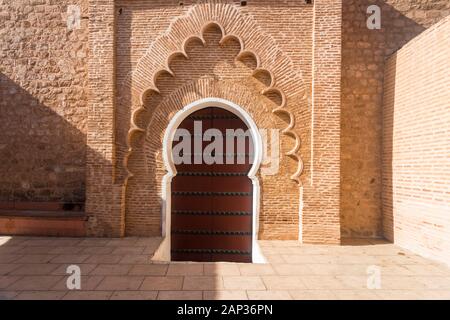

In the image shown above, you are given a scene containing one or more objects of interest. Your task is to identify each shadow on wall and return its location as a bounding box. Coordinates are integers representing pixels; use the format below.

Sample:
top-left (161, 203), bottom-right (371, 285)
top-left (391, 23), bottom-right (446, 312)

top-left (0, 73), bottom-right (85, 203)
top-left (340, 1), bottom-right (426, 240)
top-left (0, 74), bottom-right (111, 208)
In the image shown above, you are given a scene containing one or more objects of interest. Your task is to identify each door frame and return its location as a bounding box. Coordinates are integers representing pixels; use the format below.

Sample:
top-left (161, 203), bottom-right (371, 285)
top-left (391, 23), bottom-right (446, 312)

top-left (153, 97), bottom-right (265, 263)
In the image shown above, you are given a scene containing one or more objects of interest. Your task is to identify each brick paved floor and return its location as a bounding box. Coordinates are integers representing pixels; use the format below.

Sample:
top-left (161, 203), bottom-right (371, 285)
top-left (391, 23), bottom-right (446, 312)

top-left (1, 236), bottom-right (450, 300)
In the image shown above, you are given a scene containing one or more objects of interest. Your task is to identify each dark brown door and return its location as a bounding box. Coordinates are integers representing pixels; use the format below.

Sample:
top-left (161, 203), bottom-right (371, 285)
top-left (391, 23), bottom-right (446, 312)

top-left (171, 107), bottom-right (254, 262)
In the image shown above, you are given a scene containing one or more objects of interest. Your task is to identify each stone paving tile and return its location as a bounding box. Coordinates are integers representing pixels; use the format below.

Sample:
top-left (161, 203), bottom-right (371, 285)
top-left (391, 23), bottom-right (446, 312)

top-left (167, 263), bottom-right (204, 276)
top-left (358, 246), bottom-right (408, 256)
top-left (119, 254), bottom-right (152, 264)
top-left (333, 290), bottom-right (381, 300)
top-left (50, 254), bottom-right (90, 264)
top-left (2, 254), bottom-right (30, 264)
top-left (183, 276), bottom-right (222, 290)
top-left (84, 254), bottom-right (123, 264)
top-left (10, 264), bottom-right (60, 276)
top-left (280, 255), bottom-right (320, 264)
top-left (311, 264), bottom-right (370, 276)
top-left (0, 237), bottom-right (28, 246)
top-left (262, 276), bottom-right (306, 290)
top-left (11, 246), bottom-right (54, 254)
top-left (129, 264), bottom-right (168, 276)
top-left (0, 246), bottom-right (24, 254)
top-left (335, 276), bottom-right (369, 290)
top-left (289, 290), bottom-right (338, 300)
top-left (112, 246), bottom-right (145, 255)
top-left (262, 254), bottom-right (285, 264)
top-left (378, 276), bottom-right (428, 290)
top-left (0, 291), bottom-right (19, 300)
top-left (51, 275), bottom-right (104, 291)
top-left (106, 239), bottom-right (139, 247)
top-left (247, 290), bottom-right (292, 300)
top-left (418, 290), bottom-right (450, 300)
top-left (403, 254), bottom-right (436, 265)
top-left (110, 290), bottom-right (158, 300)
top-left (223, 276), bottom-right (266, 290)
top-left (14, 291), bottom-right (66, 300)
top-left (96, 276), bottom-right (144, 291)
top-left (2, 236), bottom-right (450, 300)
top-left (239, 264), bottom-right (275, 276)
top-left (140, 276), bottom-right (183, 291)
top-left (90, 264), bottom-right (132, 276)
top-left (374, 290), bottom-right (425, 300)
top-left (7, 276), bottom-right (63, 291)
top-left (414, 276), bottom-right (450, 290)
top-left (204, 263), bottom-right (240, 276)
top-left (51, 263), bottom-right (98, 275)
top-left (80, 246), bottom-right (115, 255)
top-left (0, 264), bottom-right (22, 275)
top-left (51, 239), bottom-right (83, 246)
top-left (257, 240), bottom-right (274, 247)
top-left (158, 290), bottom-right (203, 300)
top-left (143, 244), bottom-right (163, 255)
top-left (63, 290), bottom-right (113, 300)
top-left (19, 239), bottom-right (57, 247)
top-left (378, 255), bottom-right (422, 266)
top-left (300, 276), bottom-right (345, 290)
top-left (203, 290), bottom-right (248, 300)
top-left (134, 238), bottom-right (162, 247)
top-left (15, 252), bottom-right (55, 262)
top-left (0, 276), bottom-right (22, 289)
top-left (48, 246), bottom-right (85, 255)
top-left (77, 239), bottom-right (111, 247)
top-left (401, 264), bottom-right (450, 276)
top-left (272, 264), bottom-right (313, 275)
top-left (378, 265), bottom-right (413, 275)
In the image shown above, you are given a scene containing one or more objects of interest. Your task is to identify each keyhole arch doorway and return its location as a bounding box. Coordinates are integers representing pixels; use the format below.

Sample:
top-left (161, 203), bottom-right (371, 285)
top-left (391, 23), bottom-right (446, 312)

top-left (156, 98), bottom-right (265, 263)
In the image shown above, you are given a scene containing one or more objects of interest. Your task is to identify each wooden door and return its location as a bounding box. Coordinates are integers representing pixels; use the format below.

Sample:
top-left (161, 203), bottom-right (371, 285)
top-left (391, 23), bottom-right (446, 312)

top-left (171, 107), bottom-right (254, 262)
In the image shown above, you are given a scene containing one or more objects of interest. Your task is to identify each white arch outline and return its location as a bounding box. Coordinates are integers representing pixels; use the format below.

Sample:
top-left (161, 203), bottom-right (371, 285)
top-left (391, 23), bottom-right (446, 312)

top-left (152, 98), bottom-right (266, 263)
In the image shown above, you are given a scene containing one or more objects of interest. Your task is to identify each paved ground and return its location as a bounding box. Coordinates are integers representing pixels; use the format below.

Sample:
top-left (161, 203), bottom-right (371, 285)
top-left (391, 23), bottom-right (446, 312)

top-left (0, 236), bottom-right (450, 300)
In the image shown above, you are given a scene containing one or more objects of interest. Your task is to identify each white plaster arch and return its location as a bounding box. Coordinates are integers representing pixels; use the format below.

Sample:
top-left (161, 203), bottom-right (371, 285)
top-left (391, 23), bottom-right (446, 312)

top-left (152, 97), bottom-right (266, 263)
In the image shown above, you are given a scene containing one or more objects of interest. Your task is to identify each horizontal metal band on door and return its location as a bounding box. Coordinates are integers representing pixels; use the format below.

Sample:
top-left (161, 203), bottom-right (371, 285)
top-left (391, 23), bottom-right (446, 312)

top-left (177, 172), bottom-right (248, 177)
top-left (172, 210), bottom-right (251, 216)
top-left (171, 249), bottom-right (251, 255)
top-left (172, 230), bottom-right (252, 236)
top-left (172, 191), bottom-right (252, 196)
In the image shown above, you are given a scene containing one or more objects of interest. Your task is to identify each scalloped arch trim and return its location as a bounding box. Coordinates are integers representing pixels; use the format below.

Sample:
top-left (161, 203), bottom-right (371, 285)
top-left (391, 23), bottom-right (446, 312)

top-left (123, 3), bottom-right (306, 184)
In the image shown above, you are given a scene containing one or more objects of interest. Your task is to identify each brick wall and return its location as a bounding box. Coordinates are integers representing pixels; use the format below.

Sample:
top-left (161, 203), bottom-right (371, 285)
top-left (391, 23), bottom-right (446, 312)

top-left (86, 0), bottom-right (121, 236)
top-left (341, 0), bottom-right (450, 238)
top-left (301, 0), bottom-right (342, 244)
top-left (0, 0), bottom-right (88, 203)
top-left (382, 15), bottom-right (450, 266)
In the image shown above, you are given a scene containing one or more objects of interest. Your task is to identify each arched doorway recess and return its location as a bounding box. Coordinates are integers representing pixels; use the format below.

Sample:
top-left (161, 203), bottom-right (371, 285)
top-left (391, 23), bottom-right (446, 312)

top-left (158, 98), bottom-right (265, 263)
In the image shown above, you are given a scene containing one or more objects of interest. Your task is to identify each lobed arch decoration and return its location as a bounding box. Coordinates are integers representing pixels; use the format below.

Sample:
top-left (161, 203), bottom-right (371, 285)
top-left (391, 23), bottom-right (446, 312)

top-left (119, 3), bottom-right (308, 235)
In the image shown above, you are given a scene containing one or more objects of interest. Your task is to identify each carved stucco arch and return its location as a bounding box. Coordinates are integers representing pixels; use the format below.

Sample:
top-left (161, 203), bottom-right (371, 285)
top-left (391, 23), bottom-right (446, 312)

top-left (119, 3), bottom-right (309, 236)
top-left (123, 2), bottom-right (307, 181)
